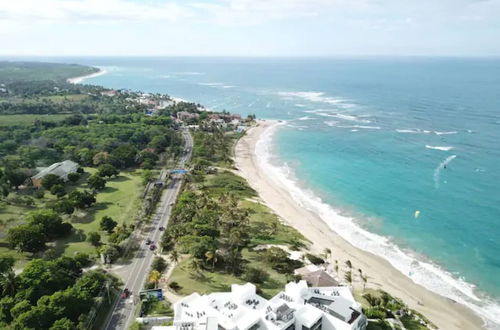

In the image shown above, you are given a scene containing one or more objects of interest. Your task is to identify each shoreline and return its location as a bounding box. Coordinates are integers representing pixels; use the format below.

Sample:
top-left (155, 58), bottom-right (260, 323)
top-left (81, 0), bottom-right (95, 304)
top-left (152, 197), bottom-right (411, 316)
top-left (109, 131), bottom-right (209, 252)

top-left (235, 120), bottom-right (484, 330)
top-left (67, 68), bottom-right (108, 84)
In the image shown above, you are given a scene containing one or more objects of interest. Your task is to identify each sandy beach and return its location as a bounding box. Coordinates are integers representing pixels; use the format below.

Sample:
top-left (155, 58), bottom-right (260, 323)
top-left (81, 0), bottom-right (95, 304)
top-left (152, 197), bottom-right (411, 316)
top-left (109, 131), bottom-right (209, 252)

top-left (67, 68), bottom-right (107, 84)
top-left (235, 120), bottom-right (484, 330)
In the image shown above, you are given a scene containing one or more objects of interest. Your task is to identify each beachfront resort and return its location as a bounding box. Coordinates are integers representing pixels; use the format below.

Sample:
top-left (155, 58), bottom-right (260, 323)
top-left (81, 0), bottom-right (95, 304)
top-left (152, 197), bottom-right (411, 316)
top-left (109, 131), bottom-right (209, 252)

top-left (153, 280), bottom-right (366, 330)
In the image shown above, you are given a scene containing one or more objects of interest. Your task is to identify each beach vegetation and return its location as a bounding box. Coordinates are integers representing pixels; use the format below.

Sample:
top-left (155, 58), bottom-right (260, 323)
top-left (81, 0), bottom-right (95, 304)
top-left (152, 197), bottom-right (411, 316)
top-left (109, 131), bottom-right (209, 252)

top-left (305, 253), bottom-right (325, 265)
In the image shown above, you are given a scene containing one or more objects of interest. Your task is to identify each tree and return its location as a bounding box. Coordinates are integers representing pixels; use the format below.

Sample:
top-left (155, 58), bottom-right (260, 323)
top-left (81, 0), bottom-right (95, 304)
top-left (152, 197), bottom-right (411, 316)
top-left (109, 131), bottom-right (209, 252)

top-left (42, 174), bottom-right (63, 190)
top-left (100, 245), bottom-right (120, 263)
top-left (345, 259), bottom-right (352, 270)
top-left (0, 257), bottom-right (16, 296)
top-left (169, 249), bottom-right (179, 264)
top-left (323, 248), bottom-right (332, 259)
top-left (7, 224), bottom-right (46, 253)
top-left (243, 266), bottom-right (269, 284)
top-left (151, 257), bottom-right (167, 273)
top-left (67, 172), bottom-right (80, 183)
top-left (148, 270), bottom-right (161, 288)
top-left (50, 184), bottom-right (66, 198)
top-left (3, 168), bottom-right (28, 190)
top-left (88, 174), bottom-right (106, 190)
top-left (51, 199), bottom-right (75, 215)
top-left (97, 164), bottom-right (119, 178)
top-left (344, 270), bottom-right (352, 286)
top-left (50, 318), bottom-right (75, 330)
top-left (109, 144), bottom-right (138, 168)
top-left (204, 250), bottom-right (217, 271)
top-left (27, 209), bottom-right (72, 240)
top-left (362, 274), bottom-right (368, 290)
top-left (86, 232), bottom-right (101, 247)
top-left (68, 190), bottom-right (95, 209)
top-left (100, 216), bottom-right (117, 233)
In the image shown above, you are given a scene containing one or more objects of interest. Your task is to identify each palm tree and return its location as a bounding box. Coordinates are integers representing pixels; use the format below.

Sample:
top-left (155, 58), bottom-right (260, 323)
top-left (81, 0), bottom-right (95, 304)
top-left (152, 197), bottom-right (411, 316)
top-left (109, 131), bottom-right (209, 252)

top-left (362, 274), bottom-right (368, 290)
top-left (362, 293), bottom-right (380, 308)
top-left (188, 258), bottom-right (201, 273)
top-left (149, 270), bottom-right (161, 288)
top-left (323, 248), bottom-right (332, 260)
top-left (344, 270), bottom-right (352, 286)
top-left (345, 260), bottom-right (352, 269)
top-left (205, 250), bottom-right (217, 271)
top-left (334, 260), bottom-right (339, 274)
top-left (169, 249), bottom-right (179, 264)
top-left (0, 270), bottom-right (16, 296)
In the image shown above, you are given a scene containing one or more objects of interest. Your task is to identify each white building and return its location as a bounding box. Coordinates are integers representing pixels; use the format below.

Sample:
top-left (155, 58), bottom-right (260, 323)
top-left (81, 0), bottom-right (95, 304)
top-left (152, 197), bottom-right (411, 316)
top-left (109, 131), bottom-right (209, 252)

top-left (167, 281), bottom-right (366, 330)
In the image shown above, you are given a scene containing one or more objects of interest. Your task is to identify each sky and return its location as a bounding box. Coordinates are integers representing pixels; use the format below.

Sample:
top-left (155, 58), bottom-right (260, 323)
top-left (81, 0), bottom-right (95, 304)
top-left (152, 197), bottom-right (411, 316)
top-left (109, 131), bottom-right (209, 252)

top-left (0, 0), bottom-right (500, 56)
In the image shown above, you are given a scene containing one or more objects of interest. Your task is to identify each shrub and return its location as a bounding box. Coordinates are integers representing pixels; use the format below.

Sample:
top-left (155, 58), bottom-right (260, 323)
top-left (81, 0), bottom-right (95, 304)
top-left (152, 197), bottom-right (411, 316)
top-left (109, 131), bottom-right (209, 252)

top-left (242, 266), bottom-right (269, 284)
top-left (151, 257), bottom-right (167, 273)
top-left (100, 216), bottom-right (117, 233)
top-left (305, 253), bottom-right (325, 265)
top-left (86, 232), bottom-right (101, 246)
top-left (67, 172), bottom-right (80, 183)
top-left (168, 281), bottom-right (181, 291)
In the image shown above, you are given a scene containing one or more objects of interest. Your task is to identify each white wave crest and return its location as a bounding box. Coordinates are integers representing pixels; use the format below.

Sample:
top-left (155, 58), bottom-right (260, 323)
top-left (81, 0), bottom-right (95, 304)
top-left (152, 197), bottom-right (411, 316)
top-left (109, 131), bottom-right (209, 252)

top-left (338, 125), bottom-right (381, 130)
top-left (278, 91), bottom-right (355, 110)
top-left (324, 121), bottom-right (339, 127)
top-left (426, 145), bottom-right (455, 151)
top-left (256, 123), bottom-right (500, 328)
top-left (435, 131), bottom-right (458, 135)
top-left (396, 128), bottom-right (432, 134)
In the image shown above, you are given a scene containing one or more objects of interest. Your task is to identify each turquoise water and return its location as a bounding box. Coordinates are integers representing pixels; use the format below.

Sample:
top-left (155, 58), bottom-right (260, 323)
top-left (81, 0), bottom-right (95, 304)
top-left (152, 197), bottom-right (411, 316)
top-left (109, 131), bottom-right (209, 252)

top-left (62, 57), bottom-right (499, 325)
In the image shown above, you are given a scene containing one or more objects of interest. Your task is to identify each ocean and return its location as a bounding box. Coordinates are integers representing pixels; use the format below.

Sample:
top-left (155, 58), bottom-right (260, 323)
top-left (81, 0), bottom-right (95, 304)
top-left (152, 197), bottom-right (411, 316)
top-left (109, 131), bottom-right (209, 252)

top-left (63, 56), bottom-right (500, 327)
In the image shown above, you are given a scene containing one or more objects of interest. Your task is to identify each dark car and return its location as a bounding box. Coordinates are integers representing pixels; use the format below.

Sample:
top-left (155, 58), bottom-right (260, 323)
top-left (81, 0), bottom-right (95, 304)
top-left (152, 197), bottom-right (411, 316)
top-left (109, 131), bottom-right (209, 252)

top-left (159, 226), bottom-right (165, 231)
top-left (146, 238), bottom-right (152, 245)
top-left (149, 244), bottom-right (156, 251)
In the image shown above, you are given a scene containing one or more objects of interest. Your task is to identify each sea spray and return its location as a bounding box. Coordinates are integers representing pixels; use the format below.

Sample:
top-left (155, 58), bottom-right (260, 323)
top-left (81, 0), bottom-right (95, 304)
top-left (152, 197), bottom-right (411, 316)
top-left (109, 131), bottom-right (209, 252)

top-left (434, 155), bottom-right (457, 189)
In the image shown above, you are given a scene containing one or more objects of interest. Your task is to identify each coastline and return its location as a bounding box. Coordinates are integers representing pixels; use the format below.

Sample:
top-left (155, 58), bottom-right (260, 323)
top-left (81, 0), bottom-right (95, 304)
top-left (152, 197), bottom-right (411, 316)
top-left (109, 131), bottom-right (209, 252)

top-left (235, 120), bottom-right (484, 330)
top-left (67, 68), bottom-right (108, 84)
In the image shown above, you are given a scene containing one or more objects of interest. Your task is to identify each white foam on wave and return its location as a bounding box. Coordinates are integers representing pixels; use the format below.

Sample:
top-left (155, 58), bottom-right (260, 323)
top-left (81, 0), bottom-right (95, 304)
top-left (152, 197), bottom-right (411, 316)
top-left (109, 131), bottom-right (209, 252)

top-left (435, 131), bottom-right (458, 135)
top-left (426, 145), bottom-right (455, 151)
top-left (172, 71), bottom-right (203, 75)
top-left (338, 125), bottom-right (381, 130)
top-left (396, 128), bottom-right (432, 134)
top-left (278, 91), bottom-right (355, 110)
top-left (324, 121), bottom-right (339, 127)
top-left (198, 82), bottom-right (235, 89)
top-left (256, 122), bottom-right (500, 329)
top-left (298, 116), bottom-right (314, 121)
top-left (314, 112), bottom-right (371, 123)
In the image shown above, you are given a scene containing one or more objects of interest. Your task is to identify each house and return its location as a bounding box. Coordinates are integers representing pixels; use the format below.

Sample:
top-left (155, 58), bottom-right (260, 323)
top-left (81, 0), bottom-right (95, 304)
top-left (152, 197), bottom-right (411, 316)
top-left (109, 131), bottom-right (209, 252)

top-left (177, 111), bottom-right (200, 121)
top-left (295, 265), bottom-right (340, 287)
top-left (101, 90), bottom-right (117, 97)
top-left (31, 160), bottom-right (80, 188)
top-left (169, 280), bottom-right (366, 330)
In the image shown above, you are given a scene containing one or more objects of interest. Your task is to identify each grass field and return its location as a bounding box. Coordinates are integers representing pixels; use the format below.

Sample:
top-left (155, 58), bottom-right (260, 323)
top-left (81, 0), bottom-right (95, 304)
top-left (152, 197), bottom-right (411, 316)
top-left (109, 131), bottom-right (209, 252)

top-left (0, 167), bottom-right (145, 262)
top-left (59, 168), bottom-right (144, 257)
top-left (0, 114), bottom-right (72, 125)
top-left (168, 248), bottom-right (290, 299)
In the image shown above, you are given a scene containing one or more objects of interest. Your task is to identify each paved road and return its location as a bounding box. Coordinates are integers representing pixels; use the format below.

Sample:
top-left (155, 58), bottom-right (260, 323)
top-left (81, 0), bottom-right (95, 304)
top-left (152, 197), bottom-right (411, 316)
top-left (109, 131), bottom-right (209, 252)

top-left (103, 128), bottom-right (193, 330)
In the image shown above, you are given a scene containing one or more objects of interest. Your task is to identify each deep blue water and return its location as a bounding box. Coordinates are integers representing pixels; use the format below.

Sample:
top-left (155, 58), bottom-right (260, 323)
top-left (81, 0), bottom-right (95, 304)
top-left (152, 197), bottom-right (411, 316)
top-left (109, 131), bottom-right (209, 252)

top-left (31, 56), bottom-right (500, 325)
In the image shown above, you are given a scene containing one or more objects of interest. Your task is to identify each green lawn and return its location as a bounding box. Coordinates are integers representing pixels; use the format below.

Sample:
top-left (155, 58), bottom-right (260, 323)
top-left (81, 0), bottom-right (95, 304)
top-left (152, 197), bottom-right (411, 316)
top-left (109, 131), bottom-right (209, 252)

top-left (169, 249), bottom-right (290, 299)
top-left (60, 169), bottom-right (144, 256)
top-left (0, 168), bottom-right (145, 261)
top-left (242, 200), bottom-right (308, 247)
top-left (0, 114), bottom-right (72, 125)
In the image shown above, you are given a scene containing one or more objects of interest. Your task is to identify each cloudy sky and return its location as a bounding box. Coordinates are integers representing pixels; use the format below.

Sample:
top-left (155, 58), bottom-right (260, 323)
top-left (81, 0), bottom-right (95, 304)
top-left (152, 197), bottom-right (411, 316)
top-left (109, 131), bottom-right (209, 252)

top-left (1, 0), bottom-right (499, 56)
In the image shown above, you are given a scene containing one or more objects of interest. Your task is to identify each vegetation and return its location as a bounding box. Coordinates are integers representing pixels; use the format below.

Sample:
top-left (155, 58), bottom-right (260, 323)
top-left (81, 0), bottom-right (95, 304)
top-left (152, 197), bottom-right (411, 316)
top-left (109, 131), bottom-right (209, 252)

top-left (0, 254), bottom-right (119, 329)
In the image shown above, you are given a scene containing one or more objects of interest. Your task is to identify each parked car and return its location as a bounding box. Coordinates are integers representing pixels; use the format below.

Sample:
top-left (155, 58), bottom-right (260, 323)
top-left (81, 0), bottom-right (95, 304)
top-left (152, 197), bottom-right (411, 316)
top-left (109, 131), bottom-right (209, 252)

top-left (149, 244), bottom-right (156, 251)
top-left (159, 226), bottom-right (165, 231)
top-left (146, 238), bottom-right (152, 245)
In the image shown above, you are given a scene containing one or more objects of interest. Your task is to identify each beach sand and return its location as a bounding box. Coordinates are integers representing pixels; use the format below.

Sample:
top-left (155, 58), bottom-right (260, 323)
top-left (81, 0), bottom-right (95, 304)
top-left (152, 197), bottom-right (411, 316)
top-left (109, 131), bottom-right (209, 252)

top-left (67, 68), bottom-right (107, 84)
top-left (235, 120), bottom-right (484, 330)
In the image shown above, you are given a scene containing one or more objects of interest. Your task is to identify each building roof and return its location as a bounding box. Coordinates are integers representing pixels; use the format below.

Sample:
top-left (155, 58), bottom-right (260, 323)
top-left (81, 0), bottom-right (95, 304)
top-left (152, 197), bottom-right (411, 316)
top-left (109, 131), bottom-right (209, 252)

top-left (173, 281), bottom-right (365, 330)
top-left (31, 160), bottom-right (79, 180)
top-left (302, 270), bottom-right (340, 287)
